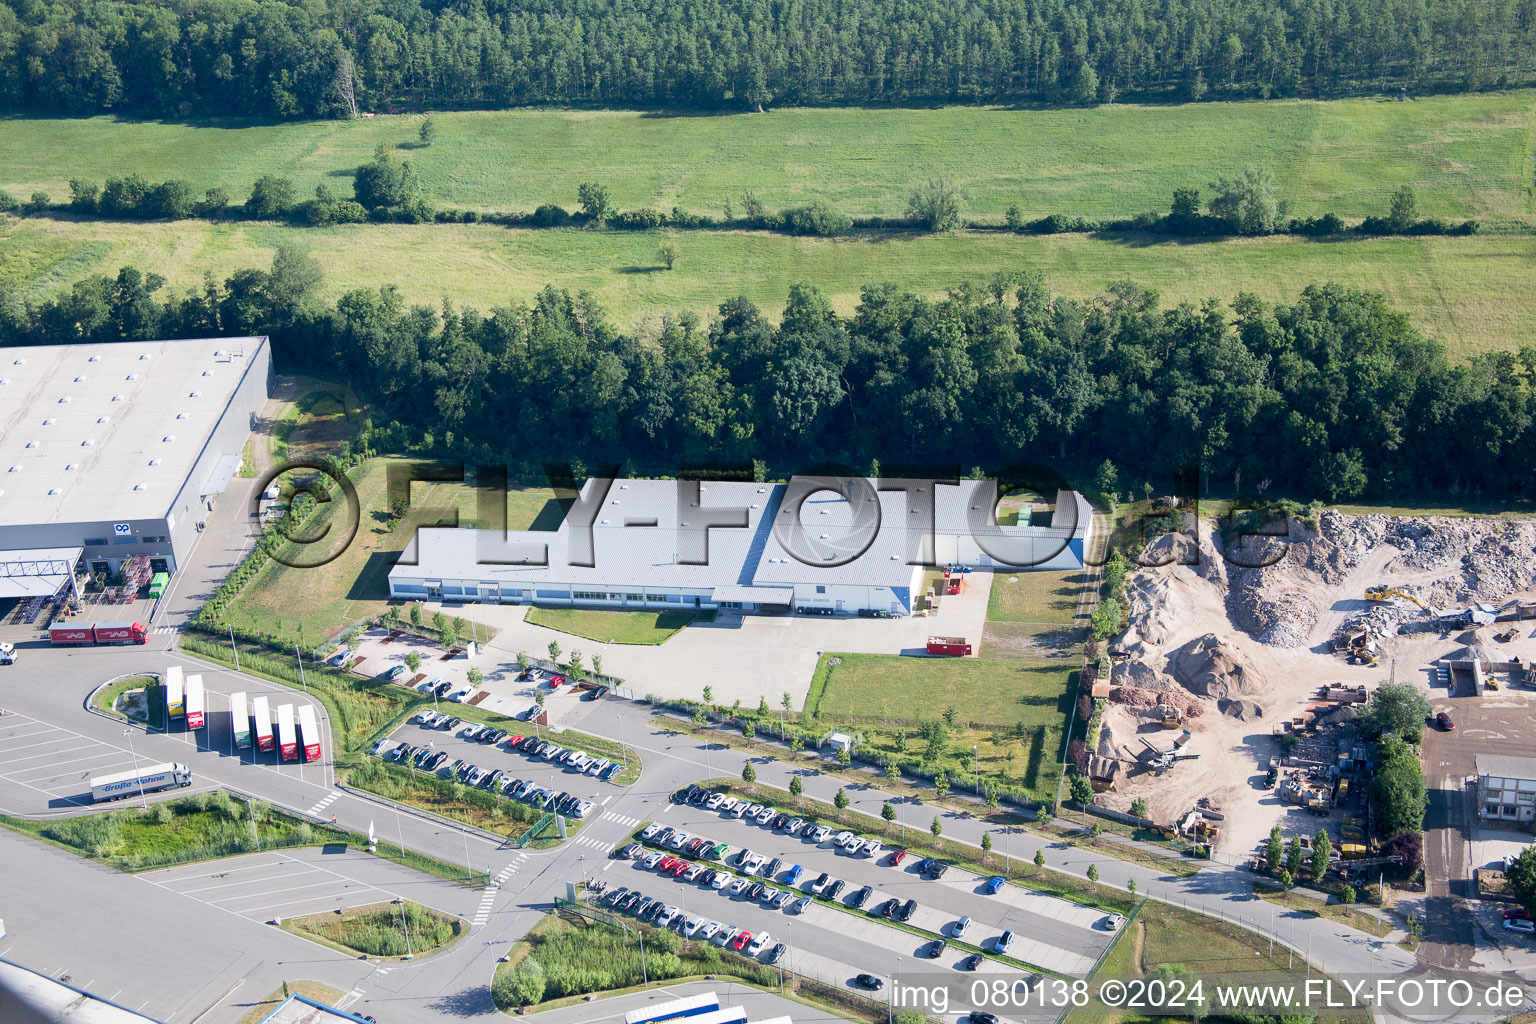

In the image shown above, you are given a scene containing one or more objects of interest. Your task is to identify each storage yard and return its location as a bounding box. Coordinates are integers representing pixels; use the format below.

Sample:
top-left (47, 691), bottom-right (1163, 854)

top-left (1090, 510), bottom-right (1536, 859)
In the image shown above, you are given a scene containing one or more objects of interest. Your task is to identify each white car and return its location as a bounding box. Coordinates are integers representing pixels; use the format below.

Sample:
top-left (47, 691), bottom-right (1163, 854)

top-left (754, 806), bottom-right (775, 825)
top-left (641, 823), bottom-right (662, 840)
top-left (700, 921), bottom-right (724, 941)
top-left (747, 932), bottom-right (772, 955)
top-left (574, 800), bottom-right (595, 818)
top-left (711, 872), bottom-right (733, 890)
top-left (448, 687), bottom-right (473, 702)
top-left (810, 826), bottom-right (832, 843)
top-left (952, 916), bottom-right (971, 939)
top-left (684, 916), bottom-right (707, 937)
top-left (730, 802), bottom-right (751, 818)
top-left (643, 851), bottom-right (665, 869)
top-left (862, 840), bottom-right (883, 858)
top-left (712, 925), bottom-right (734, 946)
top-left (758, 887), bottom-right (781, 904)
top-left (568, 754), bottom-right (590, 771)
top-left (745, 803), bottom-right (763, 817)
top-left (416, 679), bottom-right (437, 693)
top-left (370, 738), bottom-right (394, 755)
top-left (656, 905), bottom-right (680, 927)
top-left (742, 854), bottom-right (766, 875)
top-left (997, 930), bottom-right (1017, 953)
top-left (543, 745), bottom-right (565, 761)
top-left (833, 831), bottom-right (855, 847)
top-left (790, 897), bottom-right (811, 914)
top-left (718, 797), bottom-right (739, 813)
top-left (667, 832), bottom-right (692, 850)
top-left (588, 758), bottom-right (610, 776)
top-left (729, 878), bottom-right (752, 896)
top-left (785, 818), bottom-right (804, 832)
top-left (706, 793), bottom-right (726, 810)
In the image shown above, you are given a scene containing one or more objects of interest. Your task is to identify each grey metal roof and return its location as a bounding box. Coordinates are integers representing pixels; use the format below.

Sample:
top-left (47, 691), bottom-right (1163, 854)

top-left (0, 545), bottom-right (83, 597)
top-left (713, 584), bottom-right (792, 603)
top-left (1476, 753), bottom-right (1536, 780)
top-left (393, 478), bottom-right (1091, 594)
top-left (0, 337), bottom-right (265, 526)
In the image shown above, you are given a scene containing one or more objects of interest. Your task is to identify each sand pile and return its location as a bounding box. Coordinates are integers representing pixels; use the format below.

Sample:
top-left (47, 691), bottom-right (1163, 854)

top-left (1107, 685), bottom-right (1204, 718)
top-left (1217, 698), bottom-right (1264, 721)
top-left (1172, 632), bottom-right (1264, 699)
top-left (1226, 566), bottom-right (1317, 647)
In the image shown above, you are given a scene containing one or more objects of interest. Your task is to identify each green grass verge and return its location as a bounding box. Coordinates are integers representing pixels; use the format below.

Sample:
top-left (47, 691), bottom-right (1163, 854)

top-left (283, 900), bottom-right (462, 958)
top-left (216, 455), bottom-right (558, 642)
top-left (90, 674), bottom-right (158, 722)
top-left (4, 94), bottom-right (1533, 225)
top-left (524, 607), bottom-right (712, 645)
top-left (1253, 889), bottom-right (1392, 938)
top-left (4, 218), bottom-right (1535, 360)
top-left (346, 757), bottom-right (552, 845)
top-left (234, 982), bottom-right (348, 1024)
top-left (986, 569), bottom-right (1087, 623)
top-left (0, 792), bottom-right (318, 871)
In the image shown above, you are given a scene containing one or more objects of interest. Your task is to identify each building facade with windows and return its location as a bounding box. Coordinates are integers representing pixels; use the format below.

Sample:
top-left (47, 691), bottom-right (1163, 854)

top-left (0, 337), bottom-right (270, 601)
top-left (1476, 753), bottom-right (1536, 824)
top-left (388, 477), bottom-right (1093, 617)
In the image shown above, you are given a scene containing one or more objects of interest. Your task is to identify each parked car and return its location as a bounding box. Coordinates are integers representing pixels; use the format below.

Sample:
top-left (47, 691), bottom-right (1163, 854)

top-left (823, 880), bottom-right (846, 901)
top-left (1506, 919), bottom-right (1535, 933)
top-left (379, 665), bottom-right (407, 681)
top-left (684, 916), bottom-right (707, 937)
top-left (848, 885), bottom-right (871, 909)
top-left (774, 890), bottom-right (796, 909)
top-left (747, 932), bottom-right (772, 955)
top-left (730, 930), bottom-right (752, 951)
top-left (862, 840), bottom-right (883, 858)
top-left (925, 938), bottom-right (947, 958)
top-left (896, 899), bottom-right (917, 922)
top-left (1436, 710), bottom-right (1455, 731)
top-left (791, 897), bottom-right (812, 914)
top-left (997, 929), bottom-right (1017, 952)
top-left (810, 825), bottom-right (832, 843)
top-left (783, 864), bottom-right (804, 885)
top-left (676, 785), bottom-right (702, 803)
top-left (700, 921), bottom-right (724, 942)
top-left (766, 943), bottom-right (786, 965)
top-left (667, 832), bottom-right (692, 850)
top-left (622, 843), bottom-right (643, 859)
top-left (959, 953), bottom-right (983, 971)
top-left (889, 849), bottom-right (908, 866)
top-left (854, 975), bottom-right (884, 991)
top-left (600, 763), bottom-right (623, 781)
top-left (952, 916), bottom-right (972, 939)
top-left (655, 905), bottom-right (680, 927)
top-left (706, 793), bottom-right (727, 810)
top-left (711, 872), bottom-right (732, 890)
top-left (809, 872), bottom-right (830, 893)
top-left (983, 876), bottom-right (1005, 895)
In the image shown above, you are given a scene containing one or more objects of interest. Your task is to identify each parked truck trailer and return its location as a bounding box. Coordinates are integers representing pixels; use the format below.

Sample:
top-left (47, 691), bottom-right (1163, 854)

top-left (165, 665), bottom-right (184, 718)
top-left (184, 674), bottom-right (206, 730)
top-left (229, 691), bottom-right (251, 749)
top-left (297, 704), bottom-right (321, 761)
top-left (276, 703), bottom-right (297, 761)
top-left (90, 762), bottom-right (191, 803)
top-left (48, 621), bottom-right (148, 646)
top-left (251, 695), bottom-right (273, 752)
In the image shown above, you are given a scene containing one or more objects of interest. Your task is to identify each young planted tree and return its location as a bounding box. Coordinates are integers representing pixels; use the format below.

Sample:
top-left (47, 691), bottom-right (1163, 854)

top-left (931, 815), bottom-right (943, 838)
top-left (467, 666), bottom-right (484, 687)
top-left (1130, 797), bottom-right (1149, 819)
top-left (404, 652), bottom-right (422, 673)
top-left (1087, 863), bottom-right (1099, 882)
top-left (1266, 825), bottom-right (1285, 873)
top-left (834, 787), bottom-right (850, 816)
top-left (547, 641), bottom-right (561, 663)
top-left (742, 762), bottom-right (756, 783)
top-left (657, 241), bottom-right (679, 270)
top-left (981, 831), bottom-right (993, 863)
top-left (789, 774), bottom-right (804, 809)
top-left (1034, 848), bottom-right (1046, 868)
top-left (882, 802), bottom-right (897, 830)
top-left (418, 118), bottom-right (437, 146)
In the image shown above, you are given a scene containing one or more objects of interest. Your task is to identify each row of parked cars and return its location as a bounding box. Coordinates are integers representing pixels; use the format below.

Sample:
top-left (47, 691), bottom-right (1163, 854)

top-left (380, 736), bottom-right (596, 818)
top-left (414, 676), bottom-right (479, 701)
top-left (503, 732), bottom-right (624, 782)
top-left (598, 885), bottom-right (787, 965)
top-left (675, 784), bottom-right (891, 859)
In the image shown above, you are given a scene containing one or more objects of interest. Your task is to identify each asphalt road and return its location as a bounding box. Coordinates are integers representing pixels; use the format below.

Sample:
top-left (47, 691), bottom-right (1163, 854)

top-left (0, 641), bottom-right (1456, 1024)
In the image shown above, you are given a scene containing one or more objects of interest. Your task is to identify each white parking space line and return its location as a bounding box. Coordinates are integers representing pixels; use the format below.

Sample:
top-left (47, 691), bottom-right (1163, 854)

top-left (152, 857), bottom-right (295, 885)
top-left (205, 879), bottom-right (348, 906)
top-left (175, 869), bottom-right (331, 896)
top-left (10, 751), bottom-right (130, 778)
top-left (0, 741), bottom-right (106, 767)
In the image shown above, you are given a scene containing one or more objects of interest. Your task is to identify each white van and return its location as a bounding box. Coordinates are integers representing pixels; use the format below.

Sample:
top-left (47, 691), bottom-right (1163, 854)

top-left (0, 641), bottom-right (15, 665)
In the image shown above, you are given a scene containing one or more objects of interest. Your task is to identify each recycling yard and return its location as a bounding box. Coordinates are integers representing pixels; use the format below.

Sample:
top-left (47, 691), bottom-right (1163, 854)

top-left (1089, 507), bottom-right (1536, 871)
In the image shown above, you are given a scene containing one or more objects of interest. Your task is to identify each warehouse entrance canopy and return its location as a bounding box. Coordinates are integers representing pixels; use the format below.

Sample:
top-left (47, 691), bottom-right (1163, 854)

top-left (0, 546), bottom-right (82, 600)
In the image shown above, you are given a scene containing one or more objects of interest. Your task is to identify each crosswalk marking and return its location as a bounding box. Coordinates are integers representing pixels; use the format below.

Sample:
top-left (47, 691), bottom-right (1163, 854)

top-left (337, 990), bottom-right (364, 1010)
top-left (571, 836), bottom-right (614, 853)
top-left (600, 812), bottom-right (641, 828)
top-left (152, 625), bottom-right (179, 635)
top-left (306, 791), bottom-right (342, 816)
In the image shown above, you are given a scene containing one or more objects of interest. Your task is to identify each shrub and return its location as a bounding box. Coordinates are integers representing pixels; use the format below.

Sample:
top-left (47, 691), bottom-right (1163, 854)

top-left (906, 177), bottom-right (963, 233)
top-left (778, 201), bottom-right (852, 236)
top-left (24, 191), bottom-right (50, 214)
top-left (100, 174), bottom-right (152, 216)
top-left (530, 203), bottom-right (571, 227)
top-left (68, 179), bottom-right (100, 212)
top-left (0, 190), bottom-right (18, 212)
top-left (148, 180), bottom-right (197, 219)
top-left (195, 187), bottom-right (230, 217)
top-left (611, 207), bottom-right (666, 230)
top-left (247, 175), bottom-right (296, 219)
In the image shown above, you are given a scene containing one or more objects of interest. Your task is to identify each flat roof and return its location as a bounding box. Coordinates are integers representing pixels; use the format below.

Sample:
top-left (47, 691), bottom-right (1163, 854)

top-left (1476, 754), bottom-right (1536, 780)
top-left (392, 478), bottom-right (1090, 593)
top-left (0, 545), bottom-right (83, 598)
top-left (0, 958), bottom-right (165, 1023)
top-left (259, 994), bottom-right (363, 1024)
top-left (0, 337), bottom-right (265, 526)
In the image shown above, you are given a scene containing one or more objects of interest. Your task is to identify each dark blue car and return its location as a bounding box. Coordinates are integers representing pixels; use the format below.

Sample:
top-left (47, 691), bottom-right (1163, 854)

top-left (983, 876), bottom-right (1005, 895)
top-left (784, 864), bottom-right (804, 884)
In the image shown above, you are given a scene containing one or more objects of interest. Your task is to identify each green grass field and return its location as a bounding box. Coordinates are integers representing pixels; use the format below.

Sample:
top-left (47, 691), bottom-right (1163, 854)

top-left (3, 216), bottom-right (1532, 358)
top-left (987, 569), bottom-right (1085, 624)
top-left (3, 92), bottom-right (1532, 224)
top-left (523, 607), bottom-right (711, 645)
top-left (285, 901), bottom-right (461, 958)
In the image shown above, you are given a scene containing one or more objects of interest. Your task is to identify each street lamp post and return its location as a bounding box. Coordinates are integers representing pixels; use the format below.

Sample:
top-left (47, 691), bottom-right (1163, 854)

top-left (617, 713), bottom-right (627, 767)
top-left (295, 645), bottom-right (308, 694)
top-left (973, 744), bottom-right (980, 800)
top-left (396, 898), bottom-right (414, 959)
top-left (121, 728), bottom-right (148, 811)
top-left (228, 622), bottom-right (239, 672)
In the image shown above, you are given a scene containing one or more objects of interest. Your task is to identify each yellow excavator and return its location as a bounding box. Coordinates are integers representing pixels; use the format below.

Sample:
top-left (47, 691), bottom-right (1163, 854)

top-left (1365, 586), bottom-right (1428, 610)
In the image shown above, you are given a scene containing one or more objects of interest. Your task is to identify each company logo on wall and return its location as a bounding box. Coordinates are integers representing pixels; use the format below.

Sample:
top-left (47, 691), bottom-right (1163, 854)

top-left (113, 523), bottom-right (131, 536)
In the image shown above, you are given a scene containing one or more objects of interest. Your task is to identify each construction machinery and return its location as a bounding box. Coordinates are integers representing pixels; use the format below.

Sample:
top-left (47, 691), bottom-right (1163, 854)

top-left (1365, 586), bottom-right (1428, 610)
top-left (1155, 705), bottom-right (1184, 729)
top-left (1141, 735), bottom-right (1199, 773)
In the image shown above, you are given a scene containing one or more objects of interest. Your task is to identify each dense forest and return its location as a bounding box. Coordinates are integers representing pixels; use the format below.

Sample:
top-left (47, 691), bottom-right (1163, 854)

top-left (3, 255), bottom-right (1533, 500)
top-left (1, 0), bottom-right (1533, 118)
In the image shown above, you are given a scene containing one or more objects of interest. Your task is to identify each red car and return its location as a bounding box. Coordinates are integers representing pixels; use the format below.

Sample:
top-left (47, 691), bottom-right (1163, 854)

top-left (658, 856), bottom-right (679, 872)
top-left (889, 849), bottom-right (908, 866)
top-left (669, 859), bottom-right (690, 877)
top-left (1436, 711), bottom-right (1455, 731)
top-left (730, 930), bottom-right (752, 951)
top-left (549, 674), bottom-right (567, 688)
top-left (1505, 908), bottom-right (1530, 920)
top-left (505, 735), bottom-right (525, 747)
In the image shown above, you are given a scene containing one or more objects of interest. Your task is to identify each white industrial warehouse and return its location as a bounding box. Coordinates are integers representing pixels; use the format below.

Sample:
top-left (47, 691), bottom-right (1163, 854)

top-left (0, 337), bottom-right (271, 616)
top-left (389, 477), bottom-right (1093, 617)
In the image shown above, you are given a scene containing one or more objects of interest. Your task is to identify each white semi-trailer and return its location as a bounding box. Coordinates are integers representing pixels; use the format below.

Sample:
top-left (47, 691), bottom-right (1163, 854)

top-left (185, 674), bottom-right (206, 730)
top-left (252, 695), bottom-right (274, 752)
top-left (229, 691), bottom-right (251, 749)
top-left (297, 704), bottom-right (322, 761)
top-left (276, 703), bottom-right (297, 761)
top-left (90, 762), bottom-right (191, 803)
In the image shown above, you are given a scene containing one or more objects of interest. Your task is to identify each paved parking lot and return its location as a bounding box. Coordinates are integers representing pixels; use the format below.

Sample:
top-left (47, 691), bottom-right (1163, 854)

top-left (641, 798), bottom-right (1113, 975)
top-left (0, 711), bottom-right (206, 808)
top-left (140, 847), bottom-right (476, 925)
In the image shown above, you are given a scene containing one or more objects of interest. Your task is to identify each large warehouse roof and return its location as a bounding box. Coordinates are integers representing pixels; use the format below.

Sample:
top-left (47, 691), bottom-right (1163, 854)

top-left (0, 337), bottom-right (266, 525)
top-left (393, 478), bottom-right (1089, 591)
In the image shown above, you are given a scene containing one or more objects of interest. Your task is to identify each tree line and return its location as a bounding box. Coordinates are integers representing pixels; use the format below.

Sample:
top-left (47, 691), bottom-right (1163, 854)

top-left (1, 152), bottom-right (1480, 242)
top-left (2, 252), bottom-right (1533, 502)
top-left (1, 0), bottom-right (1532, 119)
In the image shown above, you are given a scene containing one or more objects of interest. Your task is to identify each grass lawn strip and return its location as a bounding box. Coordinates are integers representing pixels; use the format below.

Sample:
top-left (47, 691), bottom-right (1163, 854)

top-left (1253, 889), bottom-right (1392, 939)
top-left (986, 569), bottom-right (1087, 624)
top-left (346, 757), bottom-right (557, 845)
top-left (234, 982), bottom-right (348, 1024)
top-left (89, 673), bottom-right (158, 723)
top-left (283, 900), bottom-right (463, 959)
top-left (524, 607), bottom-right (713, 645)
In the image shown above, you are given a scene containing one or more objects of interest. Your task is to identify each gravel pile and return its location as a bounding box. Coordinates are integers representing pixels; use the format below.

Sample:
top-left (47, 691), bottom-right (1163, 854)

top-left (1217, 698), bottom-right (1264, 721)
top-left (1172, 632), bottom-right (1266, 699)
top-left (1107, 685), bottom-right (1205, 718)
top-left (1226, 566), bottom-right (1317, 648)
top-left (1461, 522), bottom-right (1536, 600)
